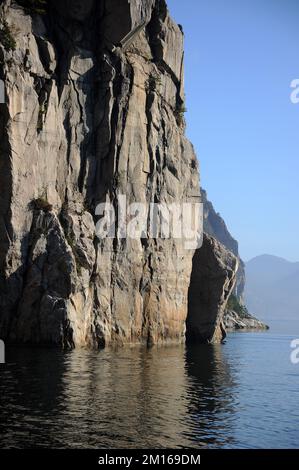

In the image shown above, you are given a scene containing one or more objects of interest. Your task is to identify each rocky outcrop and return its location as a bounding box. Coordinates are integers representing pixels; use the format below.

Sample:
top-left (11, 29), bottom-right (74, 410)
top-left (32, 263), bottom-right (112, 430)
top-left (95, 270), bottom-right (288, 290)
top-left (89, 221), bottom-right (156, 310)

top-left (201, 189), bottom-right (268, 331)
top-left (201, 189), bottom-right (245, 302)
top-left (187, 234), bottom-right (238, 343)
top-left (223, 309), bottom-right (269, 331)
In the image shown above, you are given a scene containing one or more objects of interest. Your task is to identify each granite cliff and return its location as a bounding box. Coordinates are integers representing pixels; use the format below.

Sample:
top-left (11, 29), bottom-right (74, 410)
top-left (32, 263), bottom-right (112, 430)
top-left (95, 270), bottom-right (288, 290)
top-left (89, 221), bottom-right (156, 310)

top-left (0, 0), bottom-right (237, 348)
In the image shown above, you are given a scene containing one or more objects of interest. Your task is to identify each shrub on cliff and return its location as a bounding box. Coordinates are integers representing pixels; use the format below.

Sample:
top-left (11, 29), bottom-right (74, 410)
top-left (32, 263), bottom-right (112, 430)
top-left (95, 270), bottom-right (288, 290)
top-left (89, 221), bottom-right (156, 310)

top-left (0, 20), bottom-right (16, 51)
top-left (227, 294), bottom-right (249, 318)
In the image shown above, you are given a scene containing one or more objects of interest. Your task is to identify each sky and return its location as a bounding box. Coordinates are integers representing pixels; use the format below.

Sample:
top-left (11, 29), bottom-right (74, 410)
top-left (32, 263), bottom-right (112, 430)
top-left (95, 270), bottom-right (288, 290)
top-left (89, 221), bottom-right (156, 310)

top-left (167, 0), bottom-right (299, 262)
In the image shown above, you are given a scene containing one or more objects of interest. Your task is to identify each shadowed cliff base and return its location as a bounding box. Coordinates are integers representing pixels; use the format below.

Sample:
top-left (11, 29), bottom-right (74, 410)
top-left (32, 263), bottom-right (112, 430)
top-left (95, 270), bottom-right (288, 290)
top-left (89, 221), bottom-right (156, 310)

top-left (187, 234), bottom-right (238, 344)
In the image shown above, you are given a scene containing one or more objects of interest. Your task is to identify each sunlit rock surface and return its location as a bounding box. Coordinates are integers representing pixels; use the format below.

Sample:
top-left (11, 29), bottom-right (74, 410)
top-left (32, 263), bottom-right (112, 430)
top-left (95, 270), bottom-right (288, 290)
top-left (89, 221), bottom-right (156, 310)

top-left (0, 0), bottom-right (236, 347)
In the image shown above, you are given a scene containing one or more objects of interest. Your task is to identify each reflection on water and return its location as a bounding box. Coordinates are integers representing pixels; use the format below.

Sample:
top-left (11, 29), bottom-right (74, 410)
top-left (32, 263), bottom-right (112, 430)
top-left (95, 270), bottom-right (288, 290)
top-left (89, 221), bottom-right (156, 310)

top-left (185, 345), bottom-right (237, 448)
top-left (0, 333), bottom-right (298, 448)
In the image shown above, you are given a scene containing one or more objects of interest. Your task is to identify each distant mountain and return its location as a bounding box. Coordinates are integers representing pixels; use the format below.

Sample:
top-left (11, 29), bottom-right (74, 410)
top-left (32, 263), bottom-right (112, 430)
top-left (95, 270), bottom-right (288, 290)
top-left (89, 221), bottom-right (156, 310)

top-left (244, 255), bottom-right (299, 332)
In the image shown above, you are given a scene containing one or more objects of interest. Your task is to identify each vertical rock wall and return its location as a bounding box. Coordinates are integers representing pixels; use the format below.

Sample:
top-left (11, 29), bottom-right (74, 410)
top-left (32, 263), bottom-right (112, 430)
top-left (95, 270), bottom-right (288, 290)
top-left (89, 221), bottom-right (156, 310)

top-left (0, 0), bottom-right (201, 347)
top-left (0, 0), bottom-right (239, 348)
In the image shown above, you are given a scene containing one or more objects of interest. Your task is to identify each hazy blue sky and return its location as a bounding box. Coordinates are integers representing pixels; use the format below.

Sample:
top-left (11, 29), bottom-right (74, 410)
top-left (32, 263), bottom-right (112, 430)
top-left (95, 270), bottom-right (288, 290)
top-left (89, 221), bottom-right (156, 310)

top-left (167, 0), bottom-right (299, 262)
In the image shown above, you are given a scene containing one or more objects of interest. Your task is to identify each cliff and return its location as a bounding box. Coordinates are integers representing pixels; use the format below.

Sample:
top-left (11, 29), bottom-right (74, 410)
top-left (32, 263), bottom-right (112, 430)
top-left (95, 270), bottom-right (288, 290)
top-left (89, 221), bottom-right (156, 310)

top-left (201, 189), bottom-right (268, 331)
top-left (0, 0), bottom-right (237, 348)
top-left (201, 189), bottom-right (245, 301)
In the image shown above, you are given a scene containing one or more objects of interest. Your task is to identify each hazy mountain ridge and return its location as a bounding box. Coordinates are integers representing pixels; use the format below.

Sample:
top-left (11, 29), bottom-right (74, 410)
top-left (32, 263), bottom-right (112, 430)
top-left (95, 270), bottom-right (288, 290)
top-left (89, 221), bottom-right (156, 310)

top-left (245, 254), bottom-right (299, 330)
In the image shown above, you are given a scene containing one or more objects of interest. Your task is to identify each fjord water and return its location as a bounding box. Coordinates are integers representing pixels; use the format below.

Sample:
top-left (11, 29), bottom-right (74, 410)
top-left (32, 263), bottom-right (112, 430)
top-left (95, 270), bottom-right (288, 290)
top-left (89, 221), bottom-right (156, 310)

top-left (0, 332), bottom-right (298, 449)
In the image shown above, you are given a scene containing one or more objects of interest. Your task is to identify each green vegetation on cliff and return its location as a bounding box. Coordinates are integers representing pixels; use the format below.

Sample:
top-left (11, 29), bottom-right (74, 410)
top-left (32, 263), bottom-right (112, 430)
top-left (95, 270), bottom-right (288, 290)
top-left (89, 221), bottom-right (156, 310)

top-left (227, 294), bottom-right (249, 318)
top-left (0, 21), bottom-right (16, 51)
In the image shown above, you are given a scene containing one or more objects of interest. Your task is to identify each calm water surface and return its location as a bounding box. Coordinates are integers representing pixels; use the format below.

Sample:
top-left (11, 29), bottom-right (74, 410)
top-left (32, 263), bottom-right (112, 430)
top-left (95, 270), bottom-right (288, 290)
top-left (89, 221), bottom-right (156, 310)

top-left (0, 332), bottom-right (298, 448)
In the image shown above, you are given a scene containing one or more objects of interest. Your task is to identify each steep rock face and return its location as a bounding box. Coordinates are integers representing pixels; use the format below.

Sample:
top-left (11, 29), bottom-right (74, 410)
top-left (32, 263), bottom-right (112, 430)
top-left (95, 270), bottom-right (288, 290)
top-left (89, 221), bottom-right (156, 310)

top-left (201, 189), bottom-right (245, 302)
top-left (187, 234), bottom-right (238, 343)
top-left (201, 189), bottom-right (268, 331)
top-left (0, 0), bottom-right (201, 347)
